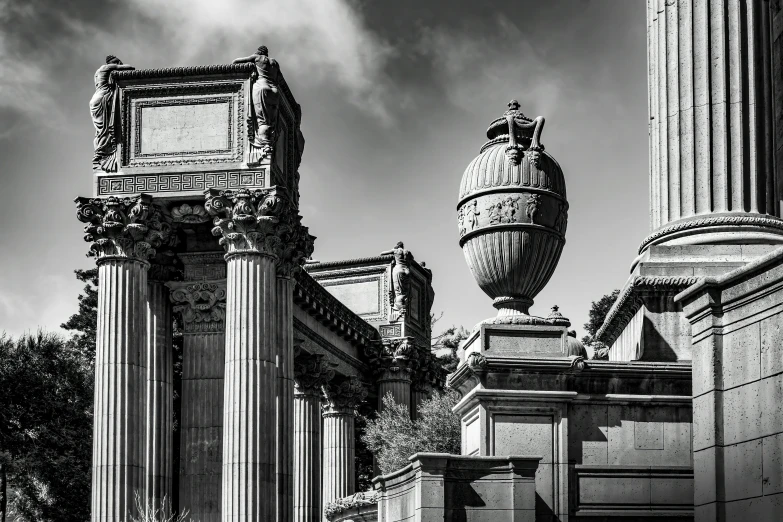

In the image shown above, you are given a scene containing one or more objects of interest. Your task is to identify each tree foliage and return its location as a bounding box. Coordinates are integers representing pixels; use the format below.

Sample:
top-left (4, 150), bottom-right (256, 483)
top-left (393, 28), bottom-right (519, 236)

top-left (361, 390), bottom-right (461, 476)
top-left (60, 268), bottom-right (99, 368)
top-left (582, 289), bottom-right (621, 344)
top-left (0, 331), bottom-right (93, 521)
top-left (430, 313), bottom-right (469, 374)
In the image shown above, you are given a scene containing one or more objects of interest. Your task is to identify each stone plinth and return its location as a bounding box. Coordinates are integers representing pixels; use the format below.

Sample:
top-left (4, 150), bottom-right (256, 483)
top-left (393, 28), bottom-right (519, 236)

top-left (644, 0), bottom-right (783, 248)
top-left (373, 453), bottom-right (540, 522)
top-left (676, 247), bottom-right (783, 521)
top-left (598, 244), bottom-right (781, 362)
top-left (450, 324), bottom-right (694, 520)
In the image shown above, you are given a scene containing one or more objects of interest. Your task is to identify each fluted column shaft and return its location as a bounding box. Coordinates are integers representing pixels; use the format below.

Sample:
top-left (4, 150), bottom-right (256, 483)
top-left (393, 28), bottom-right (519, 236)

top-left (93, 259), bottom-right (148, 521)
top-left (321, 407), bottom-right (355, 515)
top-left (276, 277), bottom-right (295, 522)
top-left (377, 369), bottom-right (412, 414)
top-left (222, 253), bottom-right (278, 521)
top-left (293, 386), bottom-right (322, 522)
top-left (145, 280), bottom-right (173, 507)
top-left (647, 0), bottom-right (780, 230)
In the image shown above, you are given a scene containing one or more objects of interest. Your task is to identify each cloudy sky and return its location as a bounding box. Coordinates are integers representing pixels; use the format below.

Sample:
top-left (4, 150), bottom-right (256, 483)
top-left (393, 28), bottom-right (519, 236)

top-left (0, 0), bottom-right (648, 338)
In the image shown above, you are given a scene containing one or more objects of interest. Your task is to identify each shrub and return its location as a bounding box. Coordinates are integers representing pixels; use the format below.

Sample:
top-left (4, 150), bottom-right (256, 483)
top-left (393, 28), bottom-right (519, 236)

top-left (361, 390), bottom-right (461, 476)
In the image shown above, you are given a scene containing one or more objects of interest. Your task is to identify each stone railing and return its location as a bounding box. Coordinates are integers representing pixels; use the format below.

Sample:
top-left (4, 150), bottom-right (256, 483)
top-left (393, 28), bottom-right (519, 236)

top-left (324, 491), bottom-right (378, 522)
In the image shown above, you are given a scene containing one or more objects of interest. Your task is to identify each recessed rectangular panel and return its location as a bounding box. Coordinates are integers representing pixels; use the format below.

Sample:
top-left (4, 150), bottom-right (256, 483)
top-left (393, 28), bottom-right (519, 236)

top-left (140, 102), bottom-right (230, 155)
top-left (323, 279), bottom-right (381, 316)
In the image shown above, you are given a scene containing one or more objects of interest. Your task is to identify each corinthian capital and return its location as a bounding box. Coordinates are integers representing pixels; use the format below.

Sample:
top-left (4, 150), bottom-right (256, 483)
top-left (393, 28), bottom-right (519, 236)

top-left (204, 187), bottom-right (287, 258)
top-left (167, 281), bottom-right (227, 333)
top-left (75, 194), bottom-right (171, 262)
top-left (277, 209), bottom-right (316, 278)
top-left (322, 377), bottom-right (368, 414)
top-left (294, 353), bottom-right (335, 396)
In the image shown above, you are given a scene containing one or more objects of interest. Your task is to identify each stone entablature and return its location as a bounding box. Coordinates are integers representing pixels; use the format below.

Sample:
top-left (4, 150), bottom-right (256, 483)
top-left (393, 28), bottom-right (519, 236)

top-left (305, 253), bottom-right (434, 347)
top-left (96, 62), bottom-right (303, 201)
top-left (294, 270), bottom-right (381, 350)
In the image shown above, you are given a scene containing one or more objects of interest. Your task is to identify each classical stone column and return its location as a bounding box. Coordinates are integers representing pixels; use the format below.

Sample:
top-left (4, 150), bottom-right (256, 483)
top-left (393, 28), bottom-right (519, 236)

top-left (644, 0), bottom-right (783, 249)
top-left (293, 353), bottom-right (334, 522)
top-left (168, 278), bottom-right (227, 522)
top-left (205, 187), bottom-right (311, 522)
top-left (145, 267), bottom-right (177, 508)
top-left (277, 204), bottom-right (315, 522)
top-left (372, 337), bottom-right (416, 414)
top-left (321, 378), bottom-right (367, 517)
top-left (76, 194), bottom-right (171, 521)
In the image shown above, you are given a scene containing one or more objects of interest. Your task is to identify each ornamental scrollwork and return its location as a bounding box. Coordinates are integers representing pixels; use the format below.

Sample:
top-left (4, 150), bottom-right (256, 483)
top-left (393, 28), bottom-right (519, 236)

top-left (205, 187), bottom-right (286, 257)
top-left (75, 193), bottom-right (171, 262)
top-left (167, 281), bottom-right (227, 333)
top-left (276, 206), bottom-right (316, 278)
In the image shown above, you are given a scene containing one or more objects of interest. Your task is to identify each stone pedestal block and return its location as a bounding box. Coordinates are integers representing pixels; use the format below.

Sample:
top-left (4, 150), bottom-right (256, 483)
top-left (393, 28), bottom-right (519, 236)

top-left (677, 247), bottom-right (783, 522)
top-left (374, 453), bottom-right (540, 522)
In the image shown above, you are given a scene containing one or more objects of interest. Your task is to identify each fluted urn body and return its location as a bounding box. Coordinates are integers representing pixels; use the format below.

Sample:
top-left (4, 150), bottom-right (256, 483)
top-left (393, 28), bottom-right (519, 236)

top-left (457, 101), bottom-right (567, 318)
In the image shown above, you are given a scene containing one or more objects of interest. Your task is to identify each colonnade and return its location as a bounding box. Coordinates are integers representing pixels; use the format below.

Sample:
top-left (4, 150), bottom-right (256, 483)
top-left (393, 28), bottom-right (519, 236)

top-left (76, 190), bottom-right (428, 522)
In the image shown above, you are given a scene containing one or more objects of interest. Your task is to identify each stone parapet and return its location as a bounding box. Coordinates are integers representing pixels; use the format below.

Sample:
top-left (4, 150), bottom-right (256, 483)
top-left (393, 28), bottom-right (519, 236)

top-left (675, 246), bottom-right (783, 522)
top-left (373, 453), bottom-right (540, 522)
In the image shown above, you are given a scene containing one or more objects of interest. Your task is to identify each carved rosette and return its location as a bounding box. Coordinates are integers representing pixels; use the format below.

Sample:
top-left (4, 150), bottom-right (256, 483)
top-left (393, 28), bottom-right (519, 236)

top-left (322, 377), bottom-right (368, 415)
top-left (75, 194), bottom-right (171, 263)
top-left (167, 281), bottom-right (227, 333)
top-left (205, 187), bottom-right (286, 258)
top-left (293, 353), bottom-right (335, 396)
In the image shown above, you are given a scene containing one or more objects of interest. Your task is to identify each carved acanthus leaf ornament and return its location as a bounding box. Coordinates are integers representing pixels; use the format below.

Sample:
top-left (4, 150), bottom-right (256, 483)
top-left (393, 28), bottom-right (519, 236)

top-left (323, 377), bottom-right (368, 413)
top-left (168, 281), bottom-right (227, 333)
top-left (293, 353), bottom-right (335, 394)
top-left (205, 187), bottom-right (286, 257)
top-left (75, 194), bottom-right (171, 262)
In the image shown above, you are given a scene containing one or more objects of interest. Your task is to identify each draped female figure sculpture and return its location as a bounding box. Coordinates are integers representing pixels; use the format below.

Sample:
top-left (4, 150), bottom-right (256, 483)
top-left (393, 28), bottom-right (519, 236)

top-left (90, 55), bottom-right (134, 171)
top-left (380, 242), bottom-right (413, 319)
top-left (233, 46), bottom-right (281, 163)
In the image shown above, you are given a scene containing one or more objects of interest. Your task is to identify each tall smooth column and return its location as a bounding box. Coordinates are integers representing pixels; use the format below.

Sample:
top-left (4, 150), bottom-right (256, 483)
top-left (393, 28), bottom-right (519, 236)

top-left (293, 353), bottom-right (334, 522)
top-left (145, 276), bottom-right (174, 508)
top-left (321, 378), bottom-right (367, 517)
top-left (76, 194), bottom-right (170, 521)
top-left (644, 0), bottom-right (783, 248)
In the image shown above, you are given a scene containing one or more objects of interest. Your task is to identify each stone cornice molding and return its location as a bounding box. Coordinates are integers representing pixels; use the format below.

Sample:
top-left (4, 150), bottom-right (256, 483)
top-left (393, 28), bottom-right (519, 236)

top-left (205, 187), bottom-right (287, 258)
top-left (293, 353), bottom-right (335, 395)
top-left (322, 377), bottom-right (368, 414)
top-left (639, 214), bottom-right (783, 253)
top-left (167, 280), bottom-right (227, 333)
top-left (305, 254), bottom-right (433, 282)
top-left (595, 276), bottom-right (702, 347)
top-left (293, 270), bottom-right (380, 349)
top-left (75, 194), bottom-right (172, 263)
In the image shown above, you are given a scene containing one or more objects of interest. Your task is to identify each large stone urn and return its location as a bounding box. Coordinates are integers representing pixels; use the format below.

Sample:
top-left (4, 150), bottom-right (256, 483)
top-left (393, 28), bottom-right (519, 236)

top-left (457, 101), bottom-right (567, 321)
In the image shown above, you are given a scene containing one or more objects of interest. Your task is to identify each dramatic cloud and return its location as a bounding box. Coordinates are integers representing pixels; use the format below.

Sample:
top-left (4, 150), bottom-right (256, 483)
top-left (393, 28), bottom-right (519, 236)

top-left (417, 15), bottom-right (565, 117)
top-left (0, 0), bottom-right (397, 127)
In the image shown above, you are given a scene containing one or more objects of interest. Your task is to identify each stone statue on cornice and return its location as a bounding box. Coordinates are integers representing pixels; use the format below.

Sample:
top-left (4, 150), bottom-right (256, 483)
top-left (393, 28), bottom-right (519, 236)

top-left (381, 241), bottom-right (413, 319)
top-left (90, 55), bottom-right (134, 172)
top-left (233, 45), bottom-right (281, 163)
